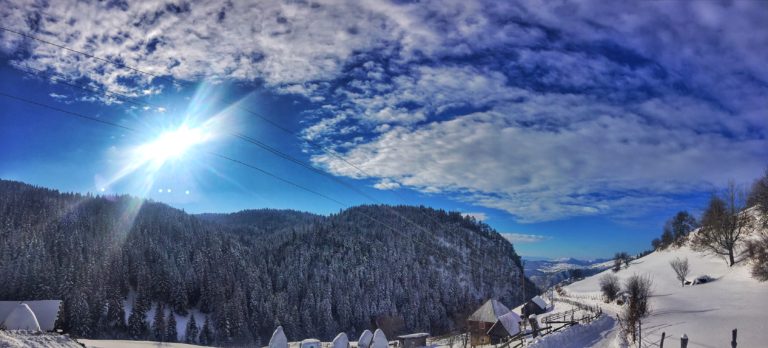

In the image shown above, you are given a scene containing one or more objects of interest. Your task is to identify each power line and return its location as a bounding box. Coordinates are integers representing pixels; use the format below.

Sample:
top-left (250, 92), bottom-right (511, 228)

top-left (0, 91), bottom-right (500, 272)
top-left (1, 24), bottom-right (525, 272)
top-left (1, 23), bottom-right (407, 198)
top-left (0, 91), bottom-right (136, 132)
top-left (0, 25), bottom-right (169, 83)
top-left (14, 56), bottom-right (442, 240)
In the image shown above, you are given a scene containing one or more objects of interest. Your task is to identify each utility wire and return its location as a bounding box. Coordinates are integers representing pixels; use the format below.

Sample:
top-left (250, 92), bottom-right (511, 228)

top-left (1, 24), bottom-right (407, 199)
top-left (1, 24), bottom-right (525, 272)
top-left (0, 90), bottom-right (501, 272)
top-left (15, 57), bottom-right (442, 240)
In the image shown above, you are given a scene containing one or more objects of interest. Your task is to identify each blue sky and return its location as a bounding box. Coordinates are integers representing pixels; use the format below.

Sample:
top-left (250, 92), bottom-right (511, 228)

top-left (0, 1), bottom-right (766, 259)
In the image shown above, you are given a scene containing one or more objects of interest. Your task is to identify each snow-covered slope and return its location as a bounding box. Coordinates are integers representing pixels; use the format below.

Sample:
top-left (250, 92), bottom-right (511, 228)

top-left (0, 331), bottom-right (82, 348)
top-left (563, 243), bottom-right (768, 347)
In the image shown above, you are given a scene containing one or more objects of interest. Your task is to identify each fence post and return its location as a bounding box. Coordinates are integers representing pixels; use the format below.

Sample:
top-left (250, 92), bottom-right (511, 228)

top-left (660, 332), bottom-right (665, 348)
top-left (731, 328), bottom-right (737, 348)
top-left (680, 334), bottom-right (688, 348)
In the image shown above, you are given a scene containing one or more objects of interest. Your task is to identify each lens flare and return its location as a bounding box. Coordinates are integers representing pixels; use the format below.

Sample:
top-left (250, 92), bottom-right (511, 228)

top-left (137, 124), bottom-right (210, 168)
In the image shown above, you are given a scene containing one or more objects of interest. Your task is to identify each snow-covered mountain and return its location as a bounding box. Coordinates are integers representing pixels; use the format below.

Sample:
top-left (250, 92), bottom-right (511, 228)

top-left (523, 257), bottom-right (612, 289)
top-left (0, 179), bottom-right (537, 345)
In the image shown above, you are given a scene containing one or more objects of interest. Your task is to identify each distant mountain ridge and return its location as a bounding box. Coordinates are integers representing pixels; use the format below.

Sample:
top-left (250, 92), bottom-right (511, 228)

top-left (0, 179), bottom-right (537, 345)
top-left (523, 257), bottom-right (612, 289)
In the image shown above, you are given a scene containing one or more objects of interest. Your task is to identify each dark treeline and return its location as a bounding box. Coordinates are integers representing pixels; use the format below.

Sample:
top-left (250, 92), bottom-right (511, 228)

top-left (0, 179), bottom-right (536, 345)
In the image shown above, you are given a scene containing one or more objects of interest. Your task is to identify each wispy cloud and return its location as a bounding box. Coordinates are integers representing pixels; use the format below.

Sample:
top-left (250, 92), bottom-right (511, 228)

top-left (1, 0), bottom-right (766, 223)
top-left (501, 233), bottom-right (552, 244)
top-left (461, 212), bottom-right (488, 221)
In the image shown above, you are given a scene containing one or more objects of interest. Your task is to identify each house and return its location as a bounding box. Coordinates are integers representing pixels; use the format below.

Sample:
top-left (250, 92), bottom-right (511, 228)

top-left (521, 295), bottom-right (548, 317)
top-left (300, 338), bottom-right (321, 348)
top-left (333, 332), bottom-right (350, 348)
top-left (467, 299), bottom-right (510, 346)
top-left (358, 329), bottom-right (374, 348)
top-left (0, 300), bottom-right (61, 332)
top-left (269, 326), bottom-right (288, 348)
top-left (397, 333), bottom-right (429, 348)
top-left (487, 312), bottom-right (522, 343)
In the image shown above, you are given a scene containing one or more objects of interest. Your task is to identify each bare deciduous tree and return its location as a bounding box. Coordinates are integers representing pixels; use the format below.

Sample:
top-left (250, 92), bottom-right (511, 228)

top-left (669, 257), bottom-right (689, 286)
top-left (620, 274), bottom-right (653, 343)
top-left (599, 273), bottom-right (620, 302)
top-left (693, 181), bottom-right (751, 266)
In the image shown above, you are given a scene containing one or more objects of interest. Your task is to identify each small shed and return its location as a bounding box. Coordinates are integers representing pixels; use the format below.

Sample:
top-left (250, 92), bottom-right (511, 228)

top-left (333, 332), bottom-right (350, 348)
top-left (269, 326), bottom-right (288, 348)
top-left (487, 312), bottom-right (522, 342)
top-left (397, 333), bottom-right (429, 348)
top-left (300, 339), bottom-right (321, 348)
top-left (1, 303), bottom-right (41, 331)
top-left (372, 329), bottom-right (388, 348)
top-left (358, 329), bottom-right (374, 348)
top-left (521, 295), bottom-right (548, 317)
top-left (467, 299), bottom-right (510, 346)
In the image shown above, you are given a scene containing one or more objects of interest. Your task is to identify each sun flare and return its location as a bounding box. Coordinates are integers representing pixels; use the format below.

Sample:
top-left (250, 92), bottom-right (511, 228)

top-left (137, 124), bottom-right (210, 167)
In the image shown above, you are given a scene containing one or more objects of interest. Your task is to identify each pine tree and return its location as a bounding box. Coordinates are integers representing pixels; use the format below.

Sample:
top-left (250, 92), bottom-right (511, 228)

top-left (199, 316), bottom-right (213, 346)
top-left (185, 314), bottom-right (199, 344)
top-left (127, 300), bottom-right (148, 339)
top-left (152, 304), bottom-right (166, 342)
top-left (166, 311), bottom-right (178, 342)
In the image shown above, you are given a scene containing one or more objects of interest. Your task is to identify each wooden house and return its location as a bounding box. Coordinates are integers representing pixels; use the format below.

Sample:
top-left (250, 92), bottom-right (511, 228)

top-left (397, 333), bottom-right (429, 348)
top-left (467, 299), bottom-right (510, 346)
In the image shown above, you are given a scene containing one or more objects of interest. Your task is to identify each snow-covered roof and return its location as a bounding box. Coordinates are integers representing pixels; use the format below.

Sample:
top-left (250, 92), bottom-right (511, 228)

top-left (269, 326), bottom-right (288, 348)
top-left (397, 333), bottom-right (429, 339)
top-left (531, 296), bottom-right (548, 310)
top-left (372, 329), bottom-right (388, 348)
top-left (0, 300), bottom-right (60, 331)
top-left (2, 303), bottom-right (41, 331)
top-left (468, 299), bottom-right (510, 323)
top-left (358, 329), bottom-right (374, 348)
top-left (333, 332), bottom-right (350, 348)
top-left (494, 312), bottom-right (522, 337)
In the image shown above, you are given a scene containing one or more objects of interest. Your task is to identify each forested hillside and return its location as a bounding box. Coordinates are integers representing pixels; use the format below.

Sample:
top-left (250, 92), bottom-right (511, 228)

top-left (0, 180), bottom-right (536, 345)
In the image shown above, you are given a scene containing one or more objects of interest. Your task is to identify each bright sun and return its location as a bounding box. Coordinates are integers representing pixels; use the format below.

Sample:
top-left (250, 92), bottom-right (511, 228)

top-left (138, 124), bottom-right (211, 168)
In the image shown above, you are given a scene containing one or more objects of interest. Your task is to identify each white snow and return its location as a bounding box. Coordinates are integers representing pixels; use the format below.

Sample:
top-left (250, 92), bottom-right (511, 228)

top-left (527, 315), bottom-right (618, 348)
top-left (1, 304), bottom-right (41, 331)
top-left (0, 301), bottom-right (60, 332)
top-left (332, 332), bottom-right (349, 348)
top-left (270, 326), bottom-right (288, 348)
top-left (0, 331), bottom-right (82, 348)
top-left (531, 296), bottom-right (548, 311)
top-left (78, 339), bottom-right (214, 348)
top-left (497, 312), bottom-right (522, 336)
top-left (561, 242), bottom-right (768, 347)
top-left (371, 329), bottom-right (387, 348)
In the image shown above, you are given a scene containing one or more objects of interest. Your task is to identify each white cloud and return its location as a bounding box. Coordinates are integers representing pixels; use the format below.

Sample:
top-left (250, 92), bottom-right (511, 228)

top-left (373, 179), bottom-right (400, 190)
top-left (461, 212), bottom-right (487, 221)
top-left (501, 233), bottom-right (551, 243)
top-left (311, 96), bottom-right (765, 222)
top-left (1, 0), bottom-right (766, 223)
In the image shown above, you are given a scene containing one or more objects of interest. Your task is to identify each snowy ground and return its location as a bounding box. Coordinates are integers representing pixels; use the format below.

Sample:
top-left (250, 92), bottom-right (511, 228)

top-left (0, 330), bottom-right (82, 348)
top-left (560, 244), bottom-right (768, 348)
top-left (79, 339), bottom-right (214, 348)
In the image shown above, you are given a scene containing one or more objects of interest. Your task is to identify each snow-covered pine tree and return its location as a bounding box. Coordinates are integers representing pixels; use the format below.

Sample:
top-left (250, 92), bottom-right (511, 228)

top-left (166, 311), bottom-right (178, 342)
top-left (185, 314), bottom-right (199, 344)
top-left (153, 303), bottom-right (166, 341)
top-left (199, 316), bottom-right (213, 346)
top-left (127, 299), bottom-right (148, 339)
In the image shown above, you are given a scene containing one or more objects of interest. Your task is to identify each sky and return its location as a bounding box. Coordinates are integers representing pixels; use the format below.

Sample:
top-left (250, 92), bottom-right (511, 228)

top-left (0, 0), bottom-right (766, 259)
